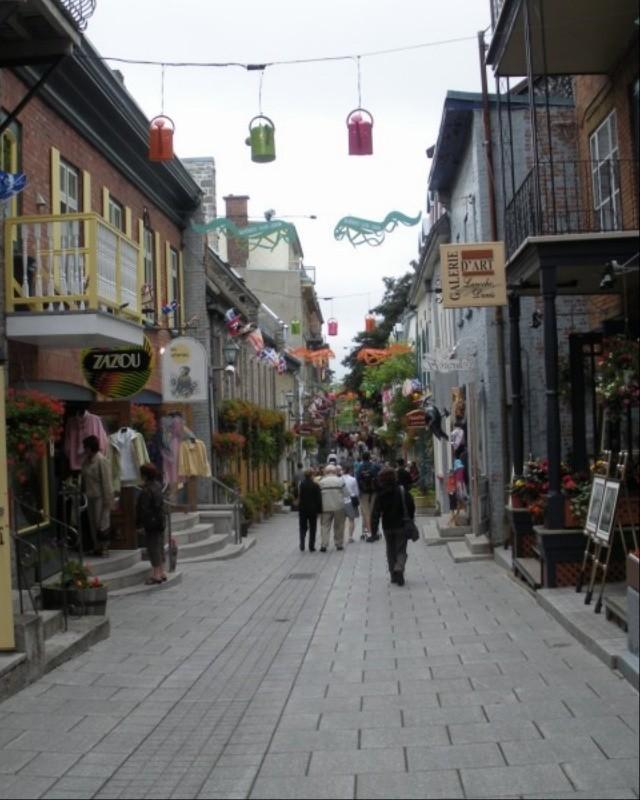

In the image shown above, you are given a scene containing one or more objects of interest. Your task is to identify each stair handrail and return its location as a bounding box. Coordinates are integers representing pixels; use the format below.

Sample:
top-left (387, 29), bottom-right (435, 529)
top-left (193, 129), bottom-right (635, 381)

top-left (10, 531), bottom-right (40, 617)
top-left (211, 476), bottom-right (242, 545)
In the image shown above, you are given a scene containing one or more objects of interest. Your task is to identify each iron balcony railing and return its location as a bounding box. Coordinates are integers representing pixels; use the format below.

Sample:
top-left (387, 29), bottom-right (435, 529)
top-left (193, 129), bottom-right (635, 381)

top-left (59, 0), bottom-right (97, 31)
top-left (4, 212), bottom-right (143, 322)
top-left (504, 159), bottom-right (639, 259)
top-left (490, 0), bottom-right (506, 28)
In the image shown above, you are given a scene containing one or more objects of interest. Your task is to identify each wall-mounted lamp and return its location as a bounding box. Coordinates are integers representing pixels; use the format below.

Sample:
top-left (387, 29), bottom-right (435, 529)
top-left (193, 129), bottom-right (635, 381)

top-left (210, 340), bottom-right (241, 373)
top-left (599, 257), bottom-right (639, 289)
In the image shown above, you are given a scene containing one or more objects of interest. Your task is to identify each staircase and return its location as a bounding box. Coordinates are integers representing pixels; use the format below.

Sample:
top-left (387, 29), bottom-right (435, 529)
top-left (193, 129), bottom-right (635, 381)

top-left (423, 517), bottom-right (471, 546)
top-left (422, 516), bottom-right (492, 562)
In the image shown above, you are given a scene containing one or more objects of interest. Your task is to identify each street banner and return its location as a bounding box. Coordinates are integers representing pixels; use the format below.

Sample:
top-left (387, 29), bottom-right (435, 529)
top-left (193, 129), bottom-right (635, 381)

top-left (162, 336), bottom-right (208, 402)
top-left (439, 242), bottom-right (506, 308)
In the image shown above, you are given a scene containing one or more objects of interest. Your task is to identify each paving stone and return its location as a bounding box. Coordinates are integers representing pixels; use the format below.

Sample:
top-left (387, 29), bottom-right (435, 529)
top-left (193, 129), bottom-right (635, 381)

top-left (16, 752), bottom-right (81, 778)
top-left (308, 747), bottom-right (405, 775)
top-left (501, 734), bottom-right (606, 765)
top-left (355, 771), bottom-right (463, 799)
top-left (249, 775), bottom-right (354, 799)
top-left (448, 719), bottom-right (542, 744)
top-left (269, 728), bottom-right (357, 753)
top-left (407, 742), bottom-right (505, 771)
top-left (257, 752), bottom-right (309, 777)
top-left (459, 762), bottom-right (573, 797)
top-left (562, 758), bottom-right (639, 792)
top-left (319, 710), bottom-right (402, 730)
top-left (360, 724), bottom-right (448, 748)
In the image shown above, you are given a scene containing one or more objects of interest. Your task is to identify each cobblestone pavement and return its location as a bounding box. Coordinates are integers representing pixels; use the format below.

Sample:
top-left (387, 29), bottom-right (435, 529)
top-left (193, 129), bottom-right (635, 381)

top-left (1, 514), bottom-right (638, 799)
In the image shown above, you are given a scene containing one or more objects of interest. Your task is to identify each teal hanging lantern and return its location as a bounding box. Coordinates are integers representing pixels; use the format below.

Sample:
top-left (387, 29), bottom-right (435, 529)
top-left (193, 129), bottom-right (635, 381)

top-left (246, 115), bottom-right (276, 163)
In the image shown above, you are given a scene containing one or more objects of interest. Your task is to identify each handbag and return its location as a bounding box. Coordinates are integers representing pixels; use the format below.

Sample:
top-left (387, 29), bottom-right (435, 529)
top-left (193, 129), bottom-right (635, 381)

top-left (400, 487), bottom-right (420, 542)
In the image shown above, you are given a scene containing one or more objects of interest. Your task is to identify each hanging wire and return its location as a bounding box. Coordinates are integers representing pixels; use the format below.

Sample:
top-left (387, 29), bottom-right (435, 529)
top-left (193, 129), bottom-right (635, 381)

top-left (356, 55), bottom-right (362, 107)
top-left (160, 63), bottom-right (165, 114)
top-left (258, 67), bottom-right (265, 114)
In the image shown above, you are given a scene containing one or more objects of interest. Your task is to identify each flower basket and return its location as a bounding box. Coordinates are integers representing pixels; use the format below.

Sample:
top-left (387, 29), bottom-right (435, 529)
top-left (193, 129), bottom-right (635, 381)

top-left (595, 336), bottom-right (640, 418)
top-left (5, 389), bottom-right (64, 483)
top-left (41, 585), bottom-right (108, 616)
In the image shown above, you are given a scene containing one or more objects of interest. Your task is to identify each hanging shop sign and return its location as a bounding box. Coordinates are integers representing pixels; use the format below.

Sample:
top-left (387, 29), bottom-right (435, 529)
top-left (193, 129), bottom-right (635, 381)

top-left (81, 337), bottom-right (153, 399)
top-left (439, 242), bottom-right (506, 308)
top-left (422, 354), bottom-right (473, 372)
top-left (161, 336), bottom-right (208, 403)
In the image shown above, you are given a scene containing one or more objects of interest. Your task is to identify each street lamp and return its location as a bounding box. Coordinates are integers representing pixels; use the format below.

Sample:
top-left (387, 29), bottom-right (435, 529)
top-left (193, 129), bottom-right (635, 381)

top-left (211, 340), bottom-right (240, 373)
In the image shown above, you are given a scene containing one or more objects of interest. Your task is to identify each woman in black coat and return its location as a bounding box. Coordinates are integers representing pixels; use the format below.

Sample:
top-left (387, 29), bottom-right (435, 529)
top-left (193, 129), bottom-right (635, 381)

top-left (135, 463), bottom-right (166, 584)
top-left (297, 469), bottom-right (322, 552)
top-left (370, 467), bottom-right (415, 586)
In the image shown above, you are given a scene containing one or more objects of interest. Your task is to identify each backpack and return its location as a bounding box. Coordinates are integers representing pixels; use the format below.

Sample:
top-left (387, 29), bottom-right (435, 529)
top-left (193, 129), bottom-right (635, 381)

top-left (358, 465), bottom-right (375, 494)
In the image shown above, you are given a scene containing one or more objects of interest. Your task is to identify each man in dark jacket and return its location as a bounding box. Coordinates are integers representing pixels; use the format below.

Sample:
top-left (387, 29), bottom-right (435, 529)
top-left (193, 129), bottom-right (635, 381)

top-left (298, 469), bottom-right (322, 551)
top-left (370, 467), bottom-right (415, 586)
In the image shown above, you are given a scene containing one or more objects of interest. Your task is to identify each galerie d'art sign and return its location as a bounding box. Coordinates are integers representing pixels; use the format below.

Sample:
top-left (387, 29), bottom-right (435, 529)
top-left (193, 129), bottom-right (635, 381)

top-left (161, 336), bottom-right (208, 403)
top-left (81, 337), bottom-right (153, 398)
top-left (439, 242), bottom-right (507, 308)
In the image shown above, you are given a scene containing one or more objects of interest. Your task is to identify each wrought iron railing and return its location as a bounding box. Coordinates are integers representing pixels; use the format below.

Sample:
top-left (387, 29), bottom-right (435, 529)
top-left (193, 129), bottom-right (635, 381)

top-left (58, 0), bottom-right (97, 31)
top-left (211, 476), bottom-right (243, 545)
top-left (504, 159), bottom-right (639, 259)
top-left (4, 213), bottom-right (142, 321)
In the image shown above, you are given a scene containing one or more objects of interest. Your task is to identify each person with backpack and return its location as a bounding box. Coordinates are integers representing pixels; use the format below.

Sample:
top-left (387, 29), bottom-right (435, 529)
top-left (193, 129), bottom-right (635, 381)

top-left (135, 463), bottom-right (166, 585)
top-left (356, 452), bottom-right (380, 542)
top-left (370, 467), bottom-right (416, 586)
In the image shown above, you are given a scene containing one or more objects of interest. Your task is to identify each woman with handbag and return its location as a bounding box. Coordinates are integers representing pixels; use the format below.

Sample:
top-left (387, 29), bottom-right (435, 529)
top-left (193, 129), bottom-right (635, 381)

top-left (370, 467), bottom-right (416, 586)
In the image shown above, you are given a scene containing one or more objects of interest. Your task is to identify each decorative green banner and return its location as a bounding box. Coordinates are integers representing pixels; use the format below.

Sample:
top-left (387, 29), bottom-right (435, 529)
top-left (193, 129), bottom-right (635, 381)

top-left (81, 337), bottom-right (154, 399)
top-left (334, 211), bottom-right (421, 246)
top-left (191, 217), bottom-right (298, 251)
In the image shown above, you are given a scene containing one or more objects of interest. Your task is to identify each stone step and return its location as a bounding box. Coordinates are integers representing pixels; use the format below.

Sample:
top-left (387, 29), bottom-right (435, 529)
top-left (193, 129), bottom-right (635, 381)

top-left (170, 522), bottom-right (217, 546)
top-left (174, 532), bottom-right (230, 560)
top-left (41, 609), bottom-right (64, 641)
top-left (178, 536), bottom-right (255, 565)
top-left (423, 525), bottom-right (464, 546)
top-left (83, 549), bottom-right (141, 577)
top-left (447, 541), bottom-right (493, 563)
top-left (436, 518), bottom-right (472, 538)
top-left (44, 616), bottom-right (110, 673)
top-left (169, 512), bottom-right (201, 532)
top-left (98, 561), bottom-right (153, 591)
top-left (198, 510), bottom-right (234, 534)
top-left (464, 533), bottom-right (492, 555)
top-left (108, 571), bottom-right (183, 597)
top-left (198, 503), bottom-right (236, 512)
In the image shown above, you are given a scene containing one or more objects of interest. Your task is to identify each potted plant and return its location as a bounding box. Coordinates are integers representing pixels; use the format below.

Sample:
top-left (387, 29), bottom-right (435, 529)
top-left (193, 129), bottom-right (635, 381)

top-left (42, 560), bottom-right (107, 616)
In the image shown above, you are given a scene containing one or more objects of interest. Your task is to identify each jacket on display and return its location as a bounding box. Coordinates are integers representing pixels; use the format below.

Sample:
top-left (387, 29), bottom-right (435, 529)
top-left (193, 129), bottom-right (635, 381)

top-left (64, 411), bottom-right (108, 470)
top-left (178, 438), bottom-right (212, 478)
top-left (108, 427), bottom-right (150, 490)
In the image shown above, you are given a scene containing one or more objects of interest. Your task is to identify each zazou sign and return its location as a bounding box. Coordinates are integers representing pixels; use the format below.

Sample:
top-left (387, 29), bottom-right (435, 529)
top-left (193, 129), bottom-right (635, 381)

top-left (81, 337), bottom-right (153, 398)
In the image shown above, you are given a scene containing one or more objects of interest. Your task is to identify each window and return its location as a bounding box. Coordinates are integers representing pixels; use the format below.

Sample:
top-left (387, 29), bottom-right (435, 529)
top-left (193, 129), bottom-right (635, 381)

top-left (143, 228), bottom-right (155, 316)
top-left (59, 158), bottom-right (81, 247)
top-left (168, 247), bottom-right (180, 328)
top-left (108, 196), bottom-right (124, 231)
top-left (590, 110), bottom-right (620, 231)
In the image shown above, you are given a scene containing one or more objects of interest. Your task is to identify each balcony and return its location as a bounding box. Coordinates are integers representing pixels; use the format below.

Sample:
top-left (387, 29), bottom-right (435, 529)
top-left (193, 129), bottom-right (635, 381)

top-left (0, 0), bottom-right (95, 67)
top-left (4, 213), bottom-right (144, 348)
top-left (488, 0), bottom-right (638, 77)
top-left (505, 159), bottom-right (639, 260)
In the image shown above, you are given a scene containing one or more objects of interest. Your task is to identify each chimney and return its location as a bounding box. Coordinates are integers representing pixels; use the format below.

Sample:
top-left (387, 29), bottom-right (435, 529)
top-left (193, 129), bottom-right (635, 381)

top-left (224, 194), bottom-right (249, 269)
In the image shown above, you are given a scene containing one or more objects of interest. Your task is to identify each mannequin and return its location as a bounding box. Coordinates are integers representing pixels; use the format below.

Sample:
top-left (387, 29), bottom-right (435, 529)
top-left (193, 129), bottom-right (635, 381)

top-left (108, 426), bottom-right (150, 489)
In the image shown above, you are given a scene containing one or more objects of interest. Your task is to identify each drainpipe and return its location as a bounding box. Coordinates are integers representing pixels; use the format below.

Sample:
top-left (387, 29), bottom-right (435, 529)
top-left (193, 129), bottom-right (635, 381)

top-left (478, 30), bottom-right (511, 535)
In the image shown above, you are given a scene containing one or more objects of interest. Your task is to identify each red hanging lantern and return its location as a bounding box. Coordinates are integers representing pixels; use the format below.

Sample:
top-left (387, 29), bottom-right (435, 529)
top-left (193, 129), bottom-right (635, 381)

top-left (347, 108), bottom-right (374, 156)
top-left (327, 317), bottom-right (338, 336)
top-left (365, 313), bottom-right (376, 333)
top-left (149, 115), bottom-right (175, 162)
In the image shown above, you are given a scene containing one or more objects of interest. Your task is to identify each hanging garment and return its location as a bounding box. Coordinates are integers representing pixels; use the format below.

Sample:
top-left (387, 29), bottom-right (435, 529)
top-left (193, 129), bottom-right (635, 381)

top-left (178, 439), bottom-right (212, 478)
top-left (64, 411), bottom-right (109, 470)
top-left (108, 427), bottom-right (150, 490)
top-left (450, 427), bottom-right (465, 452)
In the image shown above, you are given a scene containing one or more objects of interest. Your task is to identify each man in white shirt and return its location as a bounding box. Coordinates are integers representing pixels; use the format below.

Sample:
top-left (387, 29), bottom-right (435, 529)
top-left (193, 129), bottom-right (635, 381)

top-left (342, 465), bottom-right (360, 543)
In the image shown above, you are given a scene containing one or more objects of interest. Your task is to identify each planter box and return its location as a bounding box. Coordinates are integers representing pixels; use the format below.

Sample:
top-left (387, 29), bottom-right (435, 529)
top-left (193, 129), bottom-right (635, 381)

top-left (41, 586), bottom-right (108, 616)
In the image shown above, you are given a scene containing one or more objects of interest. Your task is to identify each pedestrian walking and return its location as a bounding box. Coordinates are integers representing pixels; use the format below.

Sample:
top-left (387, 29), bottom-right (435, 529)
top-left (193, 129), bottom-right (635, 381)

top-left (342, 465), bottom-right (360, 543)
top-left (81, 434), bottom-right (113, 557)
top-left (135, 463), bottom-right (167, 585)
top-left (370, 467), bottom-right (416, 586)
top-left (292, 461), bottom-right (304, 509)
top-left (356, 452), bottom-right (380, 541)
top-left (297, 468), bottom-right (322, 551)
top-left (318, 464), bottom-right (350, 551)
top-left (396, 458), bottom-right (412, 489)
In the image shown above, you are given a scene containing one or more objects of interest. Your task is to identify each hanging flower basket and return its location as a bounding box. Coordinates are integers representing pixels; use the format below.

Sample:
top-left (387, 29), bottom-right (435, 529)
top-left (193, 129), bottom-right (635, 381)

top-left (5, 389), bottom-right (65, 483)
top-left (595, 336), bottom-right (640, 418)
top-left (212, 432), bottom-right (246, 458)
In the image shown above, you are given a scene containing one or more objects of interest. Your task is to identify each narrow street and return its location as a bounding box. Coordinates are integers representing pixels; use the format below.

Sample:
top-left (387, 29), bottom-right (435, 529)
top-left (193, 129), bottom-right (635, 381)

top-left (1, 515), bottom-right (638, 800)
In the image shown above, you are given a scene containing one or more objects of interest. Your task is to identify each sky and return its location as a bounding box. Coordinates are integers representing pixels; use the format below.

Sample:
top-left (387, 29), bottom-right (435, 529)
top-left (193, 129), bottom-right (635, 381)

top-left (86, 1), bottom-right (491, 378)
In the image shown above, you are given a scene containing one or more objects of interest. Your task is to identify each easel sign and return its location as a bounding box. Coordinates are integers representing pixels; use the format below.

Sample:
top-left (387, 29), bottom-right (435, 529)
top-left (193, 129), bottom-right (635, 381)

top-left (595, 480), bottom-right (621, 544)
top-left (585, 476), bottom-right (606, 534)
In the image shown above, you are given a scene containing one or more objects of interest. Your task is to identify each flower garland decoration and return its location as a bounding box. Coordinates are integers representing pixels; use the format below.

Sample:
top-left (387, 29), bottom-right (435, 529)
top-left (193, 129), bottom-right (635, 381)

top-left (595, 336), bottom-right (639, 418)
top-left (5, 389), bottom-right (65, 483)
